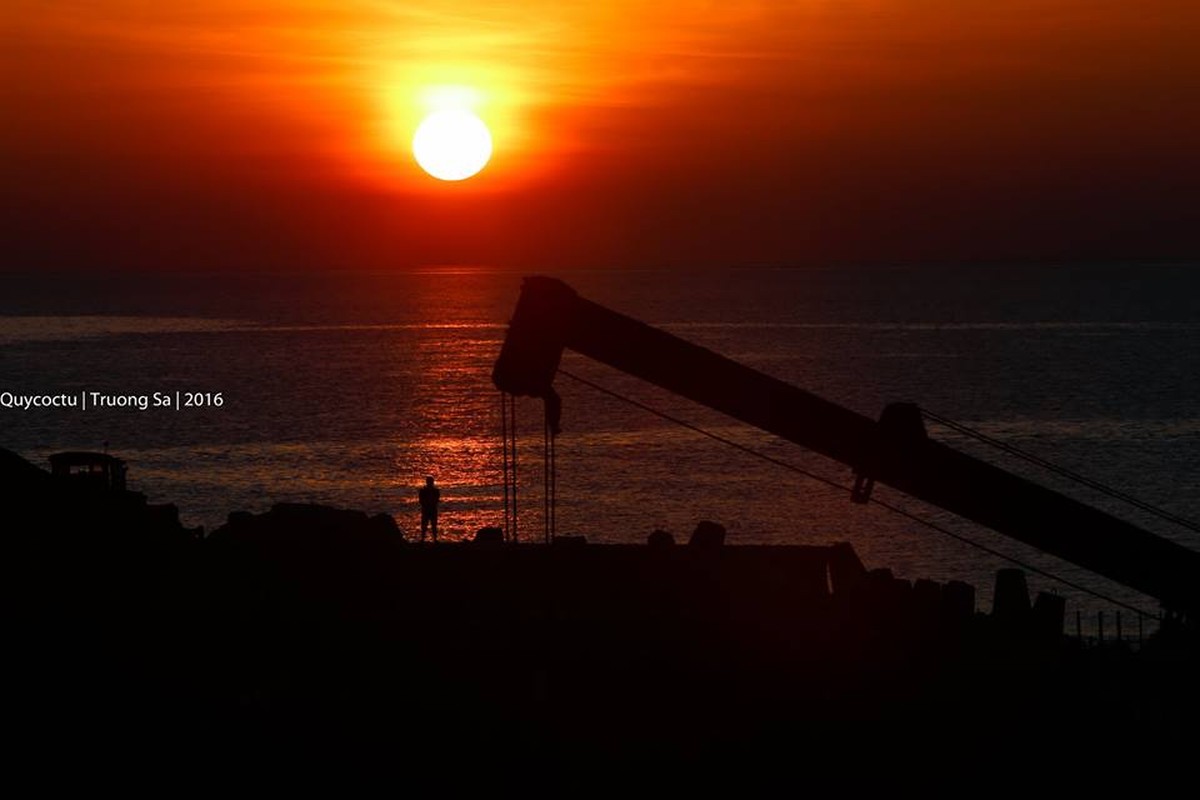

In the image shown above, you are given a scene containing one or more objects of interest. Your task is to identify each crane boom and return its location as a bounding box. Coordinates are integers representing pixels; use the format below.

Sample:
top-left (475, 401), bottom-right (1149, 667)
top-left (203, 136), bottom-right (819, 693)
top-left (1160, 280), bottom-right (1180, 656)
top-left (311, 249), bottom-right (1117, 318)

top-left (493, 276), bottom-right (1200, 615)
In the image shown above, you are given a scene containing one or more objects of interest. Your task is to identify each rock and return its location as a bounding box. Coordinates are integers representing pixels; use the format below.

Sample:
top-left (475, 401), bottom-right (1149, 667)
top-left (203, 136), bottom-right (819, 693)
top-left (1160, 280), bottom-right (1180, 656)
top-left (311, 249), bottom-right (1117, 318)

top-left (689, 520), bottom-right (725, 548)
top-left (993, 568), bottom-right (1031, 623)
top-left (942, 580), bottom-right (976, 627)
top-left (226, 510), bottom-right (254, 528)
top-left (210, 503), bottom-right (404, 548)
top-left (1032, 591), bottom-right (1066, 639)
top-left (828, 541), bottom-right (868, 597)
top-left (475, 526), bottom-right (504, 545)
top-left (369, 513), bottom-right (403, 540)
top-left (647, 529), bottom-right (675, 548)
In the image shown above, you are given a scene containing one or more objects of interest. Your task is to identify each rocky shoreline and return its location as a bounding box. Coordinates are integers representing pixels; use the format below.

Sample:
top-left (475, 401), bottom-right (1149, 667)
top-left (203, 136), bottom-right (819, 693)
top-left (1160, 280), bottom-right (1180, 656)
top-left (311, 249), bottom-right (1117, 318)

top-left (6, 446), bottom-right (1196, 778)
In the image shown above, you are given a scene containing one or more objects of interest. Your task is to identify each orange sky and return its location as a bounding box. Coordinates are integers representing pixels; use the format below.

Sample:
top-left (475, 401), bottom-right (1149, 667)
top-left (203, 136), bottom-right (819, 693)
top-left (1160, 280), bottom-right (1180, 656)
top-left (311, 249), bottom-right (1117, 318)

top-left (3, 1), bottom-right (1199, 270)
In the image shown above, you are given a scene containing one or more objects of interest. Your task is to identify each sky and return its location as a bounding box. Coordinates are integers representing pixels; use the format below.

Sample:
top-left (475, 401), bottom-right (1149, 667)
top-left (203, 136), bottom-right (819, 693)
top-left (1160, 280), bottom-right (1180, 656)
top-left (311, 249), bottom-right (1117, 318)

top-left (3, 1), bottom-right (1199, 271)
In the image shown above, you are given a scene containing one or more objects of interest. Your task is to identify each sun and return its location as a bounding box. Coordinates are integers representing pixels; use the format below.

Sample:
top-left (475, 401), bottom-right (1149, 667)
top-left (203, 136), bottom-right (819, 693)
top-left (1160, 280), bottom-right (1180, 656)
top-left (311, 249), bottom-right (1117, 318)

top-left (412, 108), bottom-right (493, 181)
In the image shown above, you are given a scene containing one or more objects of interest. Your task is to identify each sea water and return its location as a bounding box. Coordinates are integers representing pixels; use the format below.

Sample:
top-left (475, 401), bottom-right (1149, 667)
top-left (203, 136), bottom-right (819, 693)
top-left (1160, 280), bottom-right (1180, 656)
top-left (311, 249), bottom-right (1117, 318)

top-left (2, 264), bottom-right (1198, 625)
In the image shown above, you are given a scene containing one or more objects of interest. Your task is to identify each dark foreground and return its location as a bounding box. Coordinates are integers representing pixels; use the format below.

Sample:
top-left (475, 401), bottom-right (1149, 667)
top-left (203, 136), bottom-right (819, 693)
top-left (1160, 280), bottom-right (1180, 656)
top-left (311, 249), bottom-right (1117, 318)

top-left (6, 448), bottom-right (1197, 784)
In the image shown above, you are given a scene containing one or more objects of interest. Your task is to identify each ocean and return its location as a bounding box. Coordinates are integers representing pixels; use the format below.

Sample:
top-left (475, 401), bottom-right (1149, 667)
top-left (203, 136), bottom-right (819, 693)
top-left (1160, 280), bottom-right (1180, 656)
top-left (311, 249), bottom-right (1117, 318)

top-left (2, 264), bottom-right (1198, 626)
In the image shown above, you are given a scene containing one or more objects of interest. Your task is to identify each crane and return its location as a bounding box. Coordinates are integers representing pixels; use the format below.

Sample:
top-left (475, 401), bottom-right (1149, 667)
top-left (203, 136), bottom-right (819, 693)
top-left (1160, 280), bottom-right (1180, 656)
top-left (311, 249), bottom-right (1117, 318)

top-left (493, 276), bottom-right (1200, 618)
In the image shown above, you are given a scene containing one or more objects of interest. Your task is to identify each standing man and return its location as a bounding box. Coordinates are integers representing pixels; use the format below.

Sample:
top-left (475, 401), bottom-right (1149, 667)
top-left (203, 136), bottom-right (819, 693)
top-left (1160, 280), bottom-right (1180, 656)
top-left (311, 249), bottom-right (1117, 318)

top-left (418, 476), bottom-right (441, 542)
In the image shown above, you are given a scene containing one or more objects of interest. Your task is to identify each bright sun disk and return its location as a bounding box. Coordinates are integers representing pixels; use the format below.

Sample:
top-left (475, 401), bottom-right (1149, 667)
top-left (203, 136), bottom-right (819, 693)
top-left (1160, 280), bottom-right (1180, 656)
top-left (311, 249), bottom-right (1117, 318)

top-left (412, 108), bottom-right (493, 181)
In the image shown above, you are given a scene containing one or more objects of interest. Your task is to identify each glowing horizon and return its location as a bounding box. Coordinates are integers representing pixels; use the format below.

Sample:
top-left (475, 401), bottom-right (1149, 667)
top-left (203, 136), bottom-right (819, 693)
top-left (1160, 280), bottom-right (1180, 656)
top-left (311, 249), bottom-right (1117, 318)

top-left (5, 1), bottom-right (1199, 269)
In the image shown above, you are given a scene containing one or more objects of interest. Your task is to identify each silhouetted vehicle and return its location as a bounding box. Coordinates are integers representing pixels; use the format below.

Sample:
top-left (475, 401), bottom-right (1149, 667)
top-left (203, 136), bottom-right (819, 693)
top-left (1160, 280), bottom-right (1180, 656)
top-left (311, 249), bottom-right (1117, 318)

top-left (493, 277), bottom-right (1200, 621)
top-left (44, 449), bottom-right (200, 537)
top-left (49, 451), bottom-right (127, 491)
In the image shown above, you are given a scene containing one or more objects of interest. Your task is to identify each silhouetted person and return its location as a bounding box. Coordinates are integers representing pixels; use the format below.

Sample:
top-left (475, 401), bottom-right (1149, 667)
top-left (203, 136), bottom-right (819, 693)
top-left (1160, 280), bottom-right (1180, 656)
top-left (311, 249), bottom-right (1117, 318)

top-left (418, 476), bottom-right (440, 542)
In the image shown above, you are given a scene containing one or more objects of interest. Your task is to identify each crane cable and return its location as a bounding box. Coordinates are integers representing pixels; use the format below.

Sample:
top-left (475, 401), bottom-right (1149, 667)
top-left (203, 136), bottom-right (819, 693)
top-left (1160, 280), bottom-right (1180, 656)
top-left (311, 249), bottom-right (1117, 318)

top-left (499, 391), bottom-right (519, 543)
top-left (501, 391), bottom-right (510, 541)
top-left (549, 412), bottom-right (557, 541)
top-left (543, 405), bottom-right (557, 544)
top-left (557, 368), bottom-right (1161, 621)
top-left (501, 391), bottom-right (557, 544)
top-left (921, 408), bottom-right (1200, 539)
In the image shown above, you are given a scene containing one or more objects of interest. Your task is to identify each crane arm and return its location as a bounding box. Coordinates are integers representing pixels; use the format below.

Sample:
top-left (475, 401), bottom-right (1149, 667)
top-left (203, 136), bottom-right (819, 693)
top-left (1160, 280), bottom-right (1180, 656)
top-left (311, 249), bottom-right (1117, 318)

top-left (493, 276), bottom-right (1200, 614)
